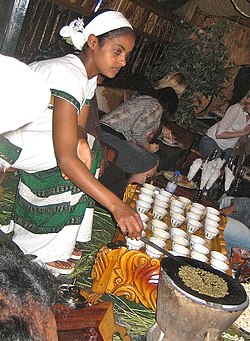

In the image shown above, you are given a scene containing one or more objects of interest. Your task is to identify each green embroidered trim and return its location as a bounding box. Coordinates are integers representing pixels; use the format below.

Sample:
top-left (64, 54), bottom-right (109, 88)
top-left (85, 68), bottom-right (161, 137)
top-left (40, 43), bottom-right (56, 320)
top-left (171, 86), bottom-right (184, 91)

top-left (51, 89), bottom-right (80, 111)
top-left (12, 137), bottom-right (102, 234)
top-left (13, 192), bottom-right (95, 234)
top-left (0, 135), bottom-right (22, 165)
top-left (19, 167), bottom-right (82, 197)
top-left (85, 98), bottom-right (92, 106)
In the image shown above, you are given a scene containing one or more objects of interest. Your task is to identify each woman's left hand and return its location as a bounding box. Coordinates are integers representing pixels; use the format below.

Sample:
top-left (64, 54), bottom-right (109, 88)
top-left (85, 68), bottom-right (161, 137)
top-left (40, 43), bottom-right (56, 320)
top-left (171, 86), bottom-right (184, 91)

top-left (61, 138), bottom-right (92, 180)
top-left (77, 138), bottom-right (92, 170)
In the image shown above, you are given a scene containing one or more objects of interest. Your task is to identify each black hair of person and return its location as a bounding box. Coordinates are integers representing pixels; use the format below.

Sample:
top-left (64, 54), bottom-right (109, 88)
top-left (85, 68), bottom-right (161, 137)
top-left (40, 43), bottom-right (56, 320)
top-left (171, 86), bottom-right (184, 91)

top-left (0, 245), bottom-right (58, 306)
top-left (0, 316), bottom-right (32, 341)
top-left (152, 87), bottom-right (179, 121)
top-left (0, 244), bottom-right (59, 340)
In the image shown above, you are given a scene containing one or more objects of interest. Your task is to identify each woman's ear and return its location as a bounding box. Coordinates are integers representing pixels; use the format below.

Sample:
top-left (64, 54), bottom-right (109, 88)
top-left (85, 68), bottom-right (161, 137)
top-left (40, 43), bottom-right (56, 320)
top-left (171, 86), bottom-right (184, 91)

top-left (87, 34), bottom-right (98, 50)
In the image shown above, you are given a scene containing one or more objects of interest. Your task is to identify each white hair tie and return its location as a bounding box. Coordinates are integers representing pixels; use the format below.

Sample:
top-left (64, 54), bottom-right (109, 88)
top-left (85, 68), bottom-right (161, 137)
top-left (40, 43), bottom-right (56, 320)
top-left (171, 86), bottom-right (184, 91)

top-left (60, 11), bottom-right (133, 51)
top-left (60, 18), bottom-right (87, 51)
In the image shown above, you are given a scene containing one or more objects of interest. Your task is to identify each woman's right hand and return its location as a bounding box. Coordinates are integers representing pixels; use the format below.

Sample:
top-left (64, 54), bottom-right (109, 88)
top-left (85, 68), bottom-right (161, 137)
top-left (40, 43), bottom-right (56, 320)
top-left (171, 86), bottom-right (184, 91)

top-left (147, 143), bottom-right (159, 153)
top-left (112, 202), bottom-right (143, 239)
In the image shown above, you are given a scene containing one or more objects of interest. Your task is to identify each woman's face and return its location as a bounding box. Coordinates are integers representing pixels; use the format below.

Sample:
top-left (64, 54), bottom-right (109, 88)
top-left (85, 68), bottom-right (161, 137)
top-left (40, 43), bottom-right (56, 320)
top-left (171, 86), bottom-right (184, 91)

top-left (88, 32), bottom-right (135, 78)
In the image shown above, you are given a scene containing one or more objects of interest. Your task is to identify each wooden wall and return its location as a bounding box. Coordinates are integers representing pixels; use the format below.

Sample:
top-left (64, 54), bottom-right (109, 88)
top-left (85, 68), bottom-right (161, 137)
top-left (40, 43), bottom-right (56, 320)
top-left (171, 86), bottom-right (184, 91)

top-left (15, 0), bottom-right (178, 75)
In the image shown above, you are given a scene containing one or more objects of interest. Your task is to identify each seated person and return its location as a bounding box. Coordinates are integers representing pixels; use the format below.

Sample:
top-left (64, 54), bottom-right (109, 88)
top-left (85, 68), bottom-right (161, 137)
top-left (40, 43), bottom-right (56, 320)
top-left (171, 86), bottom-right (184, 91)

top-left (199, 90), bottom-right (250, 160)
top-left (154, 71), bottom-right (187, 171)
top-left (0, 241), bottom-right (58, 340)
top-left (219, 196), bottom-right (250, 258)
top-left (100, 87), bottom-right (178, 184)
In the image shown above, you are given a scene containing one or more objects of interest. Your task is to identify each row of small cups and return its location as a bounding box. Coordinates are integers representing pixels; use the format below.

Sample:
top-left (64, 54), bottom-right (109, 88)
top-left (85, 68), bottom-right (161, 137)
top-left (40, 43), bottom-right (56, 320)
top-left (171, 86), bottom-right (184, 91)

top-left (172, 200), bottom-right (221, 240)
top-left (170, 228), bottom-right (229, 272)
top-left (162, 225), bottom-right (229, 273)
top-left (136, 183), bottom-right (174, 220)
top-left (126, 228), bottom-right (229, 272)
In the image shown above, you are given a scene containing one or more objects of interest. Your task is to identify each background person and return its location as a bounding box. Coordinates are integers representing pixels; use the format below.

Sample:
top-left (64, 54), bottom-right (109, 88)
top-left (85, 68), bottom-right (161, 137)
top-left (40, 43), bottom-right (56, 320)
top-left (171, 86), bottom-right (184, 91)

top-left (100, 87), bottom-right (178, 184)
top-left (199, 90), bottom-right (250, 160)
top-left (0, 242), bottom-right (58, 341)
top-left (219, 196), bottom-right (250, 258)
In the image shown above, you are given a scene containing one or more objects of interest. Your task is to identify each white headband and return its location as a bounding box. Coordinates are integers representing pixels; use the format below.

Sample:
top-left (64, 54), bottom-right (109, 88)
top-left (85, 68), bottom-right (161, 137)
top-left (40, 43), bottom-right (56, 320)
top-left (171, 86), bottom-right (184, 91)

top-left (60, 11), bottom-right (133, 51)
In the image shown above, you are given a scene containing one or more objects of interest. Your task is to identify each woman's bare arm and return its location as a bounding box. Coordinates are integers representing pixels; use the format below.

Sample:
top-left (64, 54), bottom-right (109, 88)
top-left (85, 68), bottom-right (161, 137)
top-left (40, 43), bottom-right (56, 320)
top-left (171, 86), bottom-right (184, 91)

top-left (52, 97), bottom-right (142, 238)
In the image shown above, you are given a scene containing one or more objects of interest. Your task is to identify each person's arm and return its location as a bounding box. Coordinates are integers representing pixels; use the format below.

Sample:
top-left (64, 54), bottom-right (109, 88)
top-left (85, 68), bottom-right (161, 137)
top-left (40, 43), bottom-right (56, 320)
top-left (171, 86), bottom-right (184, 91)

top-left (76, 105), bottom-right (92, 170)
top-left (216, 106), bottom-right (250, 139)
top-left (52, 97), bottom-right (143, 238)
top-left (216, 127), bottom-right (250, 139)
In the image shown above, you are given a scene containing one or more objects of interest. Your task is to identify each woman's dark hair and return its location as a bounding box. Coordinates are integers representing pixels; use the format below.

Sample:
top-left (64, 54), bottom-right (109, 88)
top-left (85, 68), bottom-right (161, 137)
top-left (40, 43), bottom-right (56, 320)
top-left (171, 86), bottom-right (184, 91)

top-left (154, 87), bottom-right (179, 121)
top-left (0, 246), bottom-right (58, 306)
top-left (0, 317), bottom-right (32, 341)
top-left (0, 245), bottom-right (58, 340)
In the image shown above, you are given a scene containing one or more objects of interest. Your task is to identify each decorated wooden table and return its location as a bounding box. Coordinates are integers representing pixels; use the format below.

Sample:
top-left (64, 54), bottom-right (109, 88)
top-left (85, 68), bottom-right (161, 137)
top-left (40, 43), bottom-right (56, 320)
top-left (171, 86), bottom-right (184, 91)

top-left (86, 183), bottom-right (230, 311)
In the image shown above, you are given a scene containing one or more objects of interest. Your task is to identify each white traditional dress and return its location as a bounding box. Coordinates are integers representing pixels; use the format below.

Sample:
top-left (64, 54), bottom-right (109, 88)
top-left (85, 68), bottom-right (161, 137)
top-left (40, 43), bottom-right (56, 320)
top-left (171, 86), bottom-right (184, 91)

top-left (0, 54), bottom-right (103, 263)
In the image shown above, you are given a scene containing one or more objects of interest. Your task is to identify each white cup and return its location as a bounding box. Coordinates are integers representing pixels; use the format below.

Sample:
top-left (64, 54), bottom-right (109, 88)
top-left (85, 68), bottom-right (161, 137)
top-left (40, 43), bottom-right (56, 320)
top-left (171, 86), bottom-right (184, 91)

top-left (170, 212), bottom-right (186, 227)
top-left (151, 219), bottom-right (169, 231)
top-left (145, 245), bottom-right (163, 258)
top-left (171, 199), bottom-right (185, 209)
top-left (189, 206), bottom-right (203, 217)
top-left (172, 235), bottom-right (189, 247)
top-left (138, 212), bottom-right (149, 223)
top-left (206, 212), bottom-right (221, 223)
top-left (189, 235), bottom-right (206, 248)
top-left (172, 244), bottom-right (189, 256)
top-left (192, 202), bottom-right (205, 212)
top-left (170, 206), bottom-right (184, 216)
top-left (205, 226), bottom-right (220, 240)
top-left (210, 258), bottom-right (229, 273)
top-left (170, 227), bottom-right (187, 239)
top-left (159, 189), bottom-right (173, 199)
top-left (142, 183), bottom-right (156, 192)
top-left (125, 236), bottom-right (145, 250)
top-left (204, 219), bottom-right (219, 230)
top-left (155, 193), bottom-right (170, 203)
top-left (206, 206), bottom-right (220, 216)
top-left (138, 193), bottom-right (154, 205)
top-left (153, 199), bottom-right (169, 209)
top-left (136, 200), bottom-right (151, 214)
top-left (186, 219), bottom-right (202, 233)
top-left (140, 187), bottom-right (154, 197)
top-left (152, 227), bottom-right (170, 242)
top-left (178, 196), bottom-right (192, 208)
top-left (152, 206), bottom-right (167, 220)
top-left (190, 250), bottom-right (208, 263)
top-left (186, 211), bottom-right (201, 221)
top-left (192, 243), bottom-right (210, 255)
top-left (210, 250), bottom-right (228, 263)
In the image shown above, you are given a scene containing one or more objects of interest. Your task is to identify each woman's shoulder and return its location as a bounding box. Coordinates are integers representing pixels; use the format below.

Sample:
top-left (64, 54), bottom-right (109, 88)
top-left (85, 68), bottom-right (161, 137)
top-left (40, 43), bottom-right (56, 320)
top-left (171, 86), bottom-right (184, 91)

top-left (29, 54), bottom-right (83, 72)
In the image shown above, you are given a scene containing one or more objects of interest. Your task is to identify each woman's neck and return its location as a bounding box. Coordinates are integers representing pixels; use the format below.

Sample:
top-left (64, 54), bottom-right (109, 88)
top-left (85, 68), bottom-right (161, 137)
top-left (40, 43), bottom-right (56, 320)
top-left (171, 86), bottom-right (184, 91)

top-left (78, 51), bottom-right (98, 80)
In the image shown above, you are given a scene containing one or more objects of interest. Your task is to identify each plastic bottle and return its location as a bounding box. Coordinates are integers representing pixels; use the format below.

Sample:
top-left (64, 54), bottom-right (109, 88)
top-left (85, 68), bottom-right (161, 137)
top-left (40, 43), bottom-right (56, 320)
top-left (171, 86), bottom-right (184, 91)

top-left (166, 170), bottom-right (181, 194)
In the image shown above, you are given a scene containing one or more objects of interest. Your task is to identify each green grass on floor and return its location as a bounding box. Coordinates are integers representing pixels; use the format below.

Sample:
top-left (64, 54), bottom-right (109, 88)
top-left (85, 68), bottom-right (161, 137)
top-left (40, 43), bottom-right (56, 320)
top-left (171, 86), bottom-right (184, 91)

top-left (0, 173), bottom-right (248, 340)
top-left (71, 205), bottom-right (156, 340)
